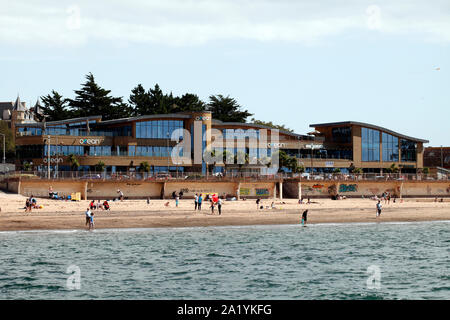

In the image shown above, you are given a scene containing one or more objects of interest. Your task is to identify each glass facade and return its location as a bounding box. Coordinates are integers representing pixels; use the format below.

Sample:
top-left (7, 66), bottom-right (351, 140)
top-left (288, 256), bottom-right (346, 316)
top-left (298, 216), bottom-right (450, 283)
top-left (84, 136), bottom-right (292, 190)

top-left (401, 139), bottom-right (417, 162)
top-left (361, 127), bottom-right (380, 162)
top-left (44, 145), bottom-right (85, 156)
top-left (136, 120), bottom-right (184, 139)
top-left (382, 132), bottom-right (399, 162)
top-left (332, 127), bottom-right (352, 143)
top-left (89, 146), bottom-right (112, 156)
top-left (17, 127), bottom-right (42, 136)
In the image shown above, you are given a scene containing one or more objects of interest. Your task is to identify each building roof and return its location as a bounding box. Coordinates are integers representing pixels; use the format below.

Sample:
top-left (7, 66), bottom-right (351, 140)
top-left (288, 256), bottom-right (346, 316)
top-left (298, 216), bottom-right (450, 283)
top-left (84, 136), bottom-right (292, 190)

top-left (97, 113), bottom-right (192, 125)
top-left (13, 96), bottom-right (27, 111)
top-left (309, 121), bottom-right (429, 143)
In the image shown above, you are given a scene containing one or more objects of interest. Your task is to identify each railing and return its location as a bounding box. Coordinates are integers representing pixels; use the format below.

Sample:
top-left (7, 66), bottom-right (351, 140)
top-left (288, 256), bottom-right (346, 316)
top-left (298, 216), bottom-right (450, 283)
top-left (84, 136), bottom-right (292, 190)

top-left (1, 171), bottom-right (448, 182)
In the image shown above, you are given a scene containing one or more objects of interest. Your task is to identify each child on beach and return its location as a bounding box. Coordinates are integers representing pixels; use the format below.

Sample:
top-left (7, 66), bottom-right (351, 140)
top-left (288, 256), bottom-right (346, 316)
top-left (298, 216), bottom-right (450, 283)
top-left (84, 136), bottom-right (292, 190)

top-left (89, 212), bottom-right (95, 230)
top-left (198, 194), bottom-right (203, 211)
top-left (210, 200), bottom-right (215, 214)
top-left (118, 189), bottom-right (124, 201)
top-left (175, 195), bottom-right (179, 207)
top-left (217, 198), bottom-right (222, 215)
top-left (301, 210), bottom-right (308, 226)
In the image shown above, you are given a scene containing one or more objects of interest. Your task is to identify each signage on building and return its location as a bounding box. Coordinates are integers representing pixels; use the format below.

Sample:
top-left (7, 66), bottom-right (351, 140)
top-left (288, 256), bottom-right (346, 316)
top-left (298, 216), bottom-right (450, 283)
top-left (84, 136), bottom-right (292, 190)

top-left (325, 161), bottom-right (334, 167)
top-left (267, 143), bottom-right (286, 148)
top-left (79, 138), bottom-right (101, 145)
top-left (195, 116), bottom-right (211, 121)
top-left (305, 144), bottom-right (323, 149)
top-left (43, 158), bottom-right (64, 163)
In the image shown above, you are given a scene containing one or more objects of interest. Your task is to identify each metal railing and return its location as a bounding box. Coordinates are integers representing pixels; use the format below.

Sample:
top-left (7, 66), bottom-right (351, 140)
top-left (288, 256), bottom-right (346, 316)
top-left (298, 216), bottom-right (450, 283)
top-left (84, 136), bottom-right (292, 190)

top-left (1, 171), bottom-right (448, 182)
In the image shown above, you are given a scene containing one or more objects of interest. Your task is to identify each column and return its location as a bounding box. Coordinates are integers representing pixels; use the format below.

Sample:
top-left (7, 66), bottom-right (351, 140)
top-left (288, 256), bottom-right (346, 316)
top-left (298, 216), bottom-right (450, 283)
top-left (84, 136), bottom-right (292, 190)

top-left (279, 181), bottom-right (283, 200)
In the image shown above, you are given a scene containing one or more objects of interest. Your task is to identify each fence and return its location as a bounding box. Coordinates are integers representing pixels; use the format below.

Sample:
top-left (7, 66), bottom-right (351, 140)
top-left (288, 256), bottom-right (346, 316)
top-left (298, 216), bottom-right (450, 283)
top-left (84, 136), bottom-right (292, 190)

top-left (1, 171), bottom-right (448, 183)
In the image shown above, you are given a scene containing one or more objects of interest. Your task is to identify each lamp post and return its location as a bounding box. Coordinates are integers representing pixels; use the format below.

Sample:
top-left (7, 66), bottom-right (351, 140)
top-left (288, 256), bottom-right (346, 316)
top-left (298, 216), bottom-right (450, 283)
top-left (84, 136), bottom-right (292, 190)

top-left (167, 131), bottom-right (170, 173)
top-left (47, 135), bottom-right (51, 179)
top-left (0, 133), bottom-right (5, 164)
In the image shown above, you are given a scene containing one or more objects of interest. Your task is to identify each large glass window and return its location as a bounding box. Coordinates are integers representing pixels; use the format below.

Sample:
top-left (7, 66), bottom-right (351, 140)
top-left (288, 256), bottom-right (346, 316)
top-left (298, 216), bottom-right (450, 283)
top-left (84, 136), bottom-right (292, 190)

top-left (401, 139), bottom-right (417, 162)
top-left (136, 120), bottom-right (184, 139)
top-left (382, 132), bottom-right (399, 162)
top-left (361, 127), bottom-right (380, 162)
top-left (332, 127), bottom-right (352, 143)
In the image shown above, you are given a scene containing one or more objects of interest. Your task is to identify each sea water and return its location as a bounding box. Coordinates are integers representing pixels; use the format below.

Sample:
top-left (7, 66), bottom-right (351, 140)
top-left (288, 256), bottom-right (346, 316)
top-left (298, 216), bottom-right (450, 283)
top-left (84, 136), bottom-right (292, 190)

top-left (0, 221), bottom-right (449, 299)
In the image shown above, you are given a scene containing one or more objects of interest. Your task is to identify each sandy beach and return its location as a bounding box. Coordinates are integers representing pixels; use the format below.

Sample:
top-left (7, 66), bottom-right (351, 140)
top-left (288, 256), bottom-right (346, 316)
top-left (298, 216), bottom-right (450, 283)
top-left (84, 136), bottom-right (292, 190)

top-left (0, 191), bottom-right (449, 231)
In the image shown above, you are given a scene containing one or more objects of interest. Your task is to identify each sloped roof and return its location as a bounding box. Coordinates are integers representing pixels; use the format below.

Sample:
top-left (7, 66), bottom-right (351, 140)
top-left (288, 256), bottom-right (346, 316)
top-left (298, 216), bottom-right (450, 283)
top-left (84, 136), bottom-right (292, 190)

top-left (309, 121), bottom-right (429, 143)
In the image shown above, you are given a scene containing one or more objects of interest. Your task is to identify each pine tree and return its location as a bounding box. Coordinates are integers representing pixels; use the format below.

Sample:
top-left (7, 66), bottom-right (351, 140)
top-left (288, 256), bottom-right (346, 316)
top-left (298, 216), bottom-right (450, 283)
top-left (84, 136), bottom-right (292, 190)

top-left (206, 95), bottom-right (252, 123)
top-left (40, 90), bottom-right (71, 121)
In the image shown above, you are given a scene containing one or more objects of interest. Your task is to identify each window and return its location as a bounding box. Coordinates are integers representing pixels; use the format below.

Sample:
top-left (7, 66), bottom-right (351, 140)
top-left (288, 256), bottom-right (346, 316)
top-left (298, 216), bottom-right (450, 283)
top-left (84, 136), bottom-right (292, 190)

top-left (361, 127), bottom-right (380, 162)
top-left (332, 127), bottom-right (352, 143)
top-left (382, 132), bottom-right (399, 162)
top-left (401, 139), bottom-right (416, 162)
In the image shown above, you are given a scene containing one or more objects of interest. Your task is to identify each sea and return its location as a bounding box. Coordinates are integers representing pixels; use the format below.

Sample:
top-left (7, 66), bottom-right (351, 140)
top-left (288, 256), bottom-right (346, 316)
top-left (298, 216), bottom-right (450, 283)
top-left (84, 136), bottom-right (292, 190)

top-left (0, 221), bottom-right (449, 300)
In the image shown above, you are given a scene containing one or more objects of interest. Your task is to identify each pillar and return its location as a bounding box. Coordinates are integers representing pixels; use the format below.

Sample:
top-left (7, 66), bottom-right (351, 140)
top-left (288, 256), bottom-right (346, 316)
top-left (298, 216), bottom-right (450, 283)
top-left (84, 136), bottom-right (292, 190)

top-left (279, 181), bottom-right (283, 200)
top-left (237, 182), bottom-right (241, 200)
top-left (83, 181), bottom-right (88, 200)
top-left (298, 182), bottom-right (302, 200)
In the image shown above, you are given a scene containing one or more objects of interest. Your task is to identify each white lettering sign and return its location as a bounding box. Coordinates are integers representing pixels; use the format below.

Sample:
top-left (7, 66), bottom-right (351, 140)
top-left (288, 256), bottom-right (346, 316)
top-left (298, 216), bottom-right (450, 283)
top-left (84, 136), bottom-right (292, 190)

top-left (79, 138), bottom-right (100, 145)
top-left (43, 158), bottom-right (64, 163)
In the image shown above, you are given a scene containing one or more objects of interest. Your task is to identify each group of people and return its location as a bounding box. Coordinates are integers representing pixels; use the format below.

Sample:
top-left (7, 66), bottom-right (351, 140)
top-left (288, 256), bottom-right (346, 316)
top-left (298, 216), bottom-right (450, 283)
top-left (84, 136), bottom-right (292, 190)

top-left (85, 208), bottom-right (95, 230)
top-left (89, 199), bottom-right (110, 211)
top-left (24, 195), bottom-right (38, 212)
top-left (194, 193), bottom-right (222, 215)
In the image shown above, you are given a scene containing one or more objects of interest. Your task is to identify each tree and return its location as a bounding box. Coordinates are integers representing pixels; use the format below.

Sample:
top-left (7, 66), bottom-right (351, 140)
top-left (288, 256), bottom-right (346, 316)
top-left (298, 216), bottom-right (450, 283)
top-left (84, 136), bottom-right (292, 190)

top-left (139, 161), bottom-right (150, 173)
top-left (333, 168), bottom-right (341, 174)
top-left (353, 168), bottom-right (363, 174)
top-left (68, 154), bottom-right (80, 171)
top-left (422, 167), bottom-right (430, 175)
top-left (386, 163), bottom-right (399, 173)
top-left (206, 95), bottom-right (252, 123)
top-left (250, 118), bottom-right (293, 132)
top-left (68, 73), bottom-right (132, 120)
top-left (23, 161), bottom-right (32, 172)
top-left (95, 161), bottom-right (106, 172)
top-left (40, 90), bottom-right (71, 121)
top-left (0, 120), bottom-right (15, 159)
top-left (172, 93), bottom-right (206, 113)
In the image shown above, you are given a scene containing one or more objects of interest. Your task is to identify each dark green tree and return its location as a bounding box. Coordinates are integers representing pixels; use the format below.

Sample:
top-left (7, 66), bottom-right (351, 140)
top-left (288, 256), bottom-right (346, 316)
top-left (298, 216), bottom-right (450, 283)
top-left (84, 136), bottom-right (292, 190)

top-left (68, 73), bottom-right (132, 120)
top-left (206, 95), bottom-right (252, 123)
top-left (250, 118), bottom-right (293, 132)
top-left (172, 93), bottom-right (206, 113)
top-left (40, 91), bottom-right (71, 121)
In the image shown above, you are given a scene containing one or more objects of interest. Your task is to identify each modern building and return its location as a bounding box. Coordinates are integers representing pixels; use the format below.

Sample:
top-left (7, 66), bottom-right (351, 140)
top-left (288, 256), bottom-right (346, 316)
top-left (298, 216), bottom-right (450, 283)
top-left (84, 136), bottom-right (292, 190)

top-left (424, 147), bottom-right (450, 170)
top-left (13, 113), bottom-right (429, 175)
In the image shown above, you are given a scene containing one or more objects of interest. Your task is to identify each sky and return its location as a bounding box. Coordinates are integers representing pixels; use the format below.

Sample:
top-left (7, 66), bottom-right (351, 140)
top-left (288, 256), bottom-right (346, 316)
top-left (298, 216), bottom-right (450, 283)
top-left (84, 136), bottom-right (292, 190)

top-left (1, 0), bottom-right (449, 146)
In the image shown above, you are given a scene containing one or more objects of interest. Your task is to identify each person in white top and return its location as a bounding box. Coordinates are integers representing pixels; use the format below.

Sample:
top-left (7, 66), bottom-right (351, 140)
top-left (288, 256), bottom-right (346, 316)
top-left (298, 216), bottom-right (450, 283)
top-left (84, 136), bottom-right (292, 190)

top-left (85, 208), bottom-right (91, 227)
top-left (194, 193), bottom-right (199, 211)
top-left (217, 198), bottom-right (222, 215)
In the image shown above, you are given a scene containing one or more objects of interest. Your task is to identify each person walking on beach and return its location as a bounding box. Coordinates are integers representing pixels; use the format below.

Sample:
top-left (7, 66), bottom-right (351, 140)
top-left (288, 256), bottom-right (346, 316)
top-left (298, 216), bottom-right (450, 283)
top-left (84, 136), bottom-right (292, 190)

top-left (175, 194), bottom-right (179, 207)
top-left (301, 210), bottom-right (308, 226)
top-left (147, 197), bottom-right (150, 205)
top-left (194, 193), bottom-right (198, 210)
top-left (198, 194), bottom-right (203, 211)
top-left (210, 199), bottom-right (215, 214)
top-left (85, 207), bottom-right (91, 227)
top-left (256, 198), bottom-right (261, 210)
top-left (376, 200), bottom-right (382, 217)
top-left (117, 189), bottom-right (124, 201)
top-left (217, 198), bottom-right (222, 215)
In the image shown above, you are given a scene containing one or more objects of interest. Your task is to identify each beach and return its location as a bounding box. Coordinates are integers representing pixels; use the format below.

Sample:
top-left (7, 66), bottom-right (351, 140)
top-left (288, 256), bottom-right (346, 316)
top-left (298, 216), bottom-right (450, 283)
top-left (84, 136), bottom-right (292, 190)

top-left (0, 191), bottom-right (449, 231)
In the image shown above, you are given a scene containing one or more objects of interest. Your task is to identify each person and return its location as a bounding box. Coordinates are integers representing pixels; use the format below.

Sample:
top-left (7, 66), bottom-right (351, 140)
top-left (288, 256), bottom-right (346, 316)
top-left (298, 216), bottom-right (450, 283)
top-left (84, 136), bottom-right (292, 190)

top-left (198, 194), bottom-right (203, 211)
top-left (210, 200), bottom-right (215, 214)
top-left (85, 208), bottom-right (91, 227)
top-left (256, 198), bottom-right (261, 209)
top-left (97, 199), bottom-right (103, 210)
top-left (89, 212), bottom-right (95, 230)
top-left (179, 190), bottom-right (184, 199)
top-left (307, 197), bottom-right (311, 204)
top-left (103, 200), bottom-right (110, 211)
top-left (376, 200), bottom-right (382, 217)
top-left (387, 192), bottom-right (391, 204)
top-left (25, 198), bottom-right (31, 212)
top-left (147, 197), bottom-right (150, 205)
top-left (298, 198), bottom-right (303, 204)
top-left (172, 191), bottom-right (177, 199)
top-left (217, 198), bottom-right (222, 215)
top-left (194, 193), bottom-right (198, 210)
top-left (117, 189), bottom-right (124, 201)
top-left (175, 195), bottom-right (179, 207)
top-left (31, 196), bottom-right (37, 209)
top-left (89, 200), bottom-right (95, 210)
top-left (271, 202), bottom-right (276, 209)
top-left (301, 210), bottom-right (308, 226)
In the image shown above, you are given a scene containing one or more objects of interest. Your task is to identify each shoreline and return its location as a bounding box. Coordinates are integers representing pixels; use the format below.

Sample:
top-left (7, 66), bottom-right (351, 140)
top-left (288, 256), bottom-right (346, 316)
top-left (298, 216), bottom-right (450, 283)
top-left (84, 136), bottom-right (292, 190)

top-left (1, 192), bottom-right (449, 232)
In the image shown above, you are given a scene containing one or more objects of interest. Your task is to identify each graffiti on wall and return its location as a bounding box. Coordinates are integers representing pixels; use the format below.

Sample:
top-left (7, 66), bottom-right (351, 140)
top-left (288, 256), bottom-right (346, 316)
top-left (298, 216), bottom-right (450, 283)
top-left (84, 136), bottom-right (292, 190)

top-left (339, 184), bottom-right (358, 193)
top-left (240, 188), bottom-right (251, 196)
top-left (312, 184), bottom-right (324, 189)
top-left (327, 184), bottom-right (337, 195)
top-left (256, 188), bottom-right (269, 196)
